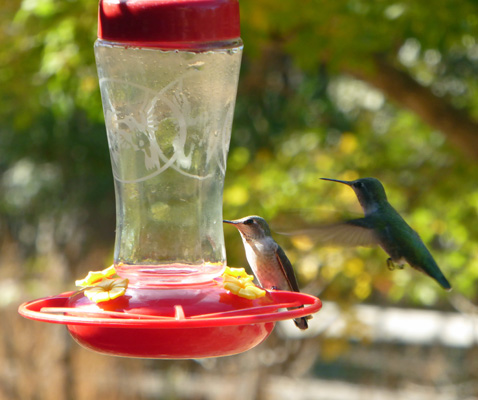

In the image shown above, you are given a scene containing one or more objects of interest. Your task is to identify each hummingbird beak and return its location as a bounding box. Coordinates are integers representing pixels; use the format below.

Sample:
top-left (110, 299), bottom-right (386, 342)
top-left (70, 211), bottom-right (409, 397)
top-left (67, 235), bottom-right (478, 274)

top-left (320, 177), bottom-right (353, 186)
top-left (223, 219), bottom-right (246, 235)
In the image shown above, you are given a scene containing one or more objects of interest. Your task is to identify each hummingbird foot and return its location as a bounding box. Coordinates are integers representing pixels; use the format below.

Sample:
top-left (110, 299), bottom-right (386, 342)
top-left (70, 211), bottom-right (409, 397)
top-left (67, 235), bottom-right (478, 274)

top-left (386, 258), bottom-right (396, 271)
top-left (386, 258), bottom-right (405, 271)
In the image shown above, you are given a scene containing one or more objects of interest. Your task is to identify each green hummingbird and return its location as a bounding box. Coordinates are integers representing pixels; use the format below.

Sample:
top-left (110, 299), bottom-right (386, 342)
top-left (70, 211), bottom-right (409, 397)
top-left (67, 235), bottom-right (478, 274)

top-left (319, 177), bottom-right (451, 290)
top-left (224, 216), bottom-right (311, 330)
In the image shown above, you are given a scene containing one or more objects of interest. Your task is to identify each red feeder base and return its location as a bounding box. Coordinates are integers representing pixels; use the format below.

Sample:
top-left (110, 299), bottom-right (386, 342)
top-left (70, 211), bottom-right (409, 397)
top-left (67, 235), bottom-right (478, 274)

top-left (18, 280), bottom-right (321, 359)
top-left (68, 322), bottom-right (273, 359)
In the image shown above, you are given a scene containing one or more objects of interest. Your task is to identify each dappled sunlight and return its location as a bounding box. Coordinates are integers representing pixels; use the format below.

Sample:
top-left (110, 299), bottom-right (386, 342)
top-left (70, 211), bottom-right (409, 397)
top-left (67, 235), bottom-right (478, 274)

top-left (3, 0), bottom-right (478, 398)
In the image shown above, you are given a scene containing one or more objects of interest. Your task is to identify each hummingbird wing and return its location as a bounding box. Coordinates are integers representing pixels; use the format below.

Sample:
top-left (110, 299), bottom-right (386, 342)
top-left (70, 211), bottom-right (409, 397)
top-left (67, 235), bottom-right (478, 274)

top-left (274, 244), bottom-right (301, 293)
top-left (274, 244), bottom-right (310, 330)
top-left (285, 218), bottom-right (379, 247)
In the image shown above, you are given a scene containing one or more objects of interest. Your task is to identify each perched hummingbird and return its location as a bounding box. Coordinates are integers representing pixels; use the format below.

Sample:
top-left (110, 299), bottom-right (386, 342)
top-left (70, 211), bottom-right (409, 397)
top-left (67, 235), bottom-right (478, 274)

top-left (319, 177), bottom-right (451, 290)
top-left (224, 216), bottom-right (310, 330)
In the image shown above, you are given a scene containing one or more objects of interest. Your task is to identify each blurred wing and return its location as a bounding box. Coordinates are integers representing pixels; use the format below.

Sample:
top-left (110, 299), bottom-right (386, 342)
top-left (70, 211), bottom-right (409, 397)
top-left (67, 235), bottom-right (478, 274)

top-left (275, 245), bottom-right (301, 293)
top-left (270, 209), bottom-right (362, 233)
top-left (285, 218), bottom-right (378, 247)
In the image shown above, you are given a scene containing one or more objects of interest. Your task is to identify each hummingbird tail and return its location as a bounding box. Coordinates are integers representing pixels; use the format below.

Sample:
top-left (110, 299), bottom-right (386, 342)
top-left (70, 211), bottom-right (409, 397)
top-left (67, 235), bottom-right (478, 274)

top-left (288, 305), bottom-right (312, 330)
top-left (437, 275), bottom-right (452, 291)
top-left (293, 316), bottom-right (309, 330)
top-left (415, 260), bottom-right (452, 291)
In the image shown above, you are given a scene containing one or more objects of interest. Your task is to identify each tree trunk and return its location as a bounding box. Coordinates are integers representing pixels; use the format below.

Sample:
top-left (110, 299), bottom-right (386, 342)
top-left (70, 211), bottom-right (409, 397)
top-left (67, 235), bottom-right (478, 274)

top-left (347, 56), bottom-right (478, 160)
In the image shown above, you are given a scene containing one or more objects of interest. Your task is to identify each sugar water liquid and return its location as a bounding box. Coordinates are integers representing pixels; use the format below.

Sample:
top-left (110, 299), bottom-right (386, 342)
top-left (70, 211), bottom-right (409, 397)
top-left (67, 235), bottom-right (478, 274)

top-left (95, 41), bottom-right (243, 285)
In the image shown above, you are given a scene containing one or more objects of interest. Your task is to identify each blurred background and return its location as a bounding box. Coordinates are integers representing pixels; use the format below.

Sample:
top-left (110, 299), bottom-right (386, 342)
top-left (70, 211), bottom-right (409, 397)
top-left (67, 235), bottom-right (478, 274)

top-left (1, 0), bottom-right (478, 399)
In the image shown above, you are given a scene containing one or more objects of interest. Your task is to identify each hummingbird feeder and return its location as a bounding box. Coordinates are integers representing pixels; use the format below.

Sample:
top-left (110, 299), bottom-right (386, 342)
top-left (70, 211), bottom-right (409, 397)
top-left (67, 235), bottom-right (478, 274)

top-left (18, 0), bottom-right (321, 359)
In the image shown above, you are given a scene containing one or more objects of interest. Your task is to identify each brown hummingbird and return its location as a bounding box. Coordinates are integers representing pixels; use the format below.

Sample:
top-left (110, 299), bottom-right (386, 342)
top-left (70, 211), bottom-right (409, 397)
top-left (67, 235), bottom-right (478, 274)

top-left (224, 215), bottom-right (311, 329)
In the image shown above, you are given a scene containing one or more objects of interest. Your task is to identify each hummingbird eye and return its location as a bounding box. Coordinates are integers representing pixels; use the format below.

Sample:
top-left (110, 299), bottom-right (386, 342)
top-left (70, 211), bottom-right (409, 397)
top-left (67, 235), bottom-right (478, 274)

top-left (243, 219), bottom-right (254, 225)
top-left (353, 182), bottom-right (363, 188)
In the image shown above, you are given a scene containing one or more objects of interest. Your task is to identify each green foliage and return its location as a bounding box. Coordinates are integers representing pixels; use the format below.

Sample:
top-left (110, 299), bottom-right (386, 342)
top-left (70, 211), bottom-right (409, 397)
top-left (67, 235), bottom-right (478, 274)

top-left (222, 0), bottom-right (478, 308)
top-left (0, 0), bottom-right (112, 253)
top-left (1, 0), bottom-right (478, 309)
top-left (227, 51), bottom-right (478, 306)
top-left (240, 0), bottom-right (478, 67)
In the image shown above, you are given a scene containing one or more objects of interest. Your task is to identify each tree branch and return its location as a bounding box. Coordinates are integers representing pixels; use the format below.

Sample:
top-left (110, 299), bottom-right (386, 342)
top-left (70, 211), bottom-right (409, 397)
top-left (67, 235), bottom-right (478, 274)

top-left (346, 57), bottom-right (478, 160)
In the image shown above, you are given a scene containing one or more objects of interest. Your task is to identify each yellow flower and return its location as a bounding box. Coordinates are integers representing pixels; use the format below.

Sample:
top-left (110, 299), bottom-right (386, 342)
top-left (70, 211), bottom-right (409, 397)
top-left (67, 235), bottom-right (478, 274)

top-left (75, 265), bottom-right (117, 287)
top-left (222, 267), bottom-right (266, 300)
top-left (84, 278), bottom-right (129, 303)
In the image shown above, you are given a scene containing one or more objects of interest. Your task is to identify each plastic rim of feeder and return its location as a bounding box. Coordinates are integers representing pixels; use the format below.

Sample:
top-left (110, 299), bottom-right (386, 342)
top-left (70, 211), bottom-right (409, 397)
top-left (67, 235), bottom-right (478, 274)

top-left (18, 284), bottom-right (322, 359)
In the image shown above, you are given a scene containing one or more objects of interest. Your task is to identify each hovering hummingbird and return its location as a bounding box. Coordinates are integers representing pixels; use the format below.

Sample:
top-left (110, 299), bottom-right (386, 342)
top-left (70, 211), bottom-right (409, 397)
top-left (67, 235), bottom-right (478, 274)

top-left (319, 177), bottom-right (451, 290)
top-left (224, 216), bottom-right (311, 330)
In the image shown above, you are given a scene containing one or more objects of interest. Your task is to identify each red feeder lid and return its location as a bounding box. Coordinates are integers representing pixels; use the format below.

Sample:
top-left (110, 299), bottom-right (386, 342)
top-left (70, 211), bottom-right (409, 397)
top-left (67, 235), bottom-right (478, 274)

top-left (98, 0), bottom-right (241, 47)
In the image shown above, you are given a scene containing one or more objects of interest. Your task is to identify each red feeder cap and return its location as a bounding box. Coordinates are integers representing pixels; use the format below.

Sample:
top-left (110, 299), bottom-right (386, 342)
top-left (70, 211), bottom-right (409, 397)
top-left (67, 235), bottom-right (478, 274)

top-left (98, 0), bottom-right (241, 47)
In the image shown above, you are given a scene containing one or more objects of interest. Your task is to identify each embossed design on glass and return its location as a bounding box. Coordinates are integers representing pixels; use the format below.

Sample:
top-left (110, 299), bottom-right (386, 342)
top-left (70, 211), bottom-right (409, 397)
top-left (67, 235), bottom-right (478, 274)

top-left (95, 42), bottom-right (243, 285)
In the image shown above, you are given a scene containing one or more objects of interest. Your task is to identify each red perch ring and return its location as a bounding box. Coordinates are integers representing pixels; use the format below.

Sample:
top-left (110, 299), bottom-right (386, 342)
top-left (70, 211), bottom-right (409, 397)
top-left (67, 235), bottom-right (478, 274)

top-left (19, 282), bottom-right (321, 359)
